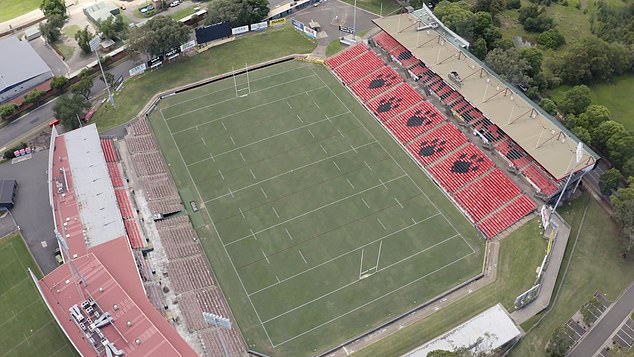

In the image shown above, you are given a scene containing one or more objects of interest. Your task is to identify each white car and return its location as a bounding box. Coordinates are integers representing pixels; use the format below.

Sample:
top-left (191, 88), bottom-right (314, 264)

top-left (169, 0), bottom-right (181, 7)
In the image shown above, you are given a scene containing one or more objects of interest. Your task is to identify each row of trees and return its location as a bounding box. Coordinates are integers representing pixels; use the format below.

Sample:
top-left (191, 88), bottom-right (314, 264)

top-left (39, 0), bottom-right (67, 43)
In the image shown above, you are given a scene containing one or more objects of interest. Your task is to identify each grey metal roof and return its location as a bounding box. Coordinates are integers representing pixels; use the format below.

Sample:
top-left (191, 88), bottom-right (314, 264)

top-left (0, 179), bottom-right (16, 204)
top-left (0, 36), bottom-right (52, 93)
top-left (64, 124), bottom-right (126, 247)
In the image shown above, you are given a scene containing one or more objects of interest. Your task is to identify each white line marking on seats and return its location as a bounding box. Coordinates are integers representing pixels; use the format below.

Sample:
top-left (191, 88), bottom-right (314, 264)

top-left (298, 249), bottom-right (308, 264)
top-left (377, 218), bottom-right (386, 230)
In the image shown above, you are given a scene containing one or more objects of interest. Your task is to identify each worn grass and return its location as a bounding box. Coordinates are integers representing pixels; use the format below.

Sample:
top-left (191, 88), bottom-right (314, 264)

top-left (339, 0), bottom-right (400, 16)
top-left (0, 233), bottom-right (77, 357)
top-left (354, 218), bottom-right (546, 356)
top-left (61, 25), bottom-right (81, 38)
top-left (92, 26), bottom-right (316, 131)
top-left (326, 39), bottom-right (343, 57)
top-left (0, 0), bottom-right (40, 22)
top-left (150, 61), bottom-right (484, 356)
top-left (53, 42), bottom-right (74, 61)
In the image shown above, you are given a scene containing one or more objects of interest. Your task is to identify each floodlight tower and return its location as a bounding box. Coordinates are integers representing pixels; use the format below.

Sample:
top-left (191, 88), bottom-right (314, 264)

top-left (89, 35), bottom-right (115, 108)
top-left (548, 142), bottom-right (584, 225)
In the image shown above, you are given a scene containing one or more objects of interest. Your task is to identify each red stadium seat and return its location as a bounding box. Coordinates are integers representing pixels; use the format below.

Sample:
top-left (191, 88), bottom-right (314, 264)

top-left (406, 122), bottom-right (468, 166)
top-left (428, 144), bottom-right (495, 193)
top-left (367, 82), bottom-right (425, 121)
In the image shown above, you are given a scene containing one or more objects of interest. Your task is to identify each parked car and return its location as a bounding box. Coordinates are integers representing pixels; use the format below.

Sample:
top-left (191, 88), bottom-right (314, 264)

top-left (169, 0), bottom-right (181, 7)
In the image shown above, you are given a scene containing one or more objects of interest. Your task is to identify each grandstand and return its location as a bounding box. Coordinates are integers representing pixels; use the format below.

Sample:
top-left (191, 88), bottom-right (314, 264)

top-left (366, 12), bottom-right (600, 201)
top-left (325, 43), bottom-right (536, 238)
top-left (37, 124), bottom-right (197, 357)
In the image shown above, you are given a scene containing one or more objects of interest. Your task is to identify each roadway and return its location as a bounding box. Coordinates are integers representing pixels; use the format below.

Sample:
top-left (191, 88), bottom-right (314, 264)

top-left (0, 59), bottom-right (136, 149)
top-left (569, 284), bottom-right (634, 356)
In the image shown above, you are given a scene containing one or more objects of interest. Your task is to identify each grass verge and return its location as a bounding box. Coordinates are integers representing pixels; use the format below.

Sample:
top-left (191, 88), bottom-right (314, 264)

top-left (53, 42), bottom-right (74, 60)
top-left (339, 0), bottom-right (400, 16)
top-left (92, 26), bottom-right (316, 131)
top-left (0, 232), bottom-right (77, 357)
top-left (0, 0), bottom-right (40, 22)
top-left (169, 5), bottom-right (197, 20)
top-left (326, 39), bottom-right (343, 57)
top-left (62, 25), bottom-right (81, 38)
top-left (354, 218), bottom-right (546, 356)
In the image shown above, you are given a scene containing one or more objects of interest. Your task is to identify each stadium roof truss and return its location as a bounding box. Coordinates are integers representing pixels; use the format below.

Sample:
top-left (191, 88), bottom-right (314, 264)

top-left (373, 13), bottom-right (600, 180)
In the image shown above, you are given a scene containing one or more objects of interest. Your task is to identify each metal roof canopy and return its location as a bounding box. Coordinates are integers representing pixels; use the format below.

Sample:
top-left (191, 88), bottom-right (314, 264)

top-left (373, 13), bottom-right (599, 180)
top-left (0, 36), bottom-right (51, 93)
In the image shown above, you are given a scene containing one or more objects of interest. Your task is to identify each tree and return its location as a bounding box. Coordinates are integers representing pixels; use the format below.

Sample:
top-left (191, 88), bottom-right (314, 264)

top-left (537, 29), bottom-right (565, 49)
top-left (98, 15), bottom-right (127, 41)
top-left (474, 0), bottom-right (506, 15)
top-left (606, 131), bottom-right (634, 168)
top-left (53, 94), bottom-right (90, 130)
top-left (506, 0), bottom-right (521, 9)
top-left (50, 75), bottom-right (69, 90)
top-left (40, 0), bottom-right (67, 20)
top-left (599, 168), bottom-right (623, 195)
top-left (518, 4), bottom-right (540, 23)
top-left (520, 48), bottom-right (543, 77)
top-left (128, 16), bottom-right (190, 57)
top-left (611, 178), bottom-right (634, 253)
top-left (557, 37), bottom-right (631, 85)
top-left (434, 1), bottom-right (477, 40)
top-left (591, 120), bottom-right (624, 151)
top-left (577, 105), bottom-right (610, 129)
top-left (75, 26), bottom-right (94, 55)
top-left (623, 158), bottom-right (634, 178)
top-left (557, 85), bottom-right (591, 115)
top-left (71, 77), bottom-right (93, 100)
top-left (0, 103), bottom-right (17, 120)
top-left (100, 72), bottom-right (115, 87)
top-left (472, 38), bottom-right (488, 59)
top-left (23, 89), bottom-right (43, 106)
top-left (485, 48), bottom-right (533, 86)
top-left (540, 98), bottom-right (557, 115)
top-left (39, 18), bottom-right (62, 43)
top-left (572, 126), bottom-right (592, 144)
top-left (206, 0), bottom-right (269, 27)
top-left (522, 15), bottom-right (554, 32)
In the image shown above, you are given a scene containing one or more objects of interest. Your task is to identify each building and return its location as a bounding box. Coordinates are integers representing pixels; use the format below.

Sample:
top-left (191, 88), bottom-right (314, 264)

top-left (0, 179), bottom-right (17, 209)
top-left (402, 304), bottom-right (522, 356)
top-left (84, 0), bottom-right (120, 23)
top-left (0, 36), bottom-right (53, 103)
top-left (32, 124), bottom-right (198, 357)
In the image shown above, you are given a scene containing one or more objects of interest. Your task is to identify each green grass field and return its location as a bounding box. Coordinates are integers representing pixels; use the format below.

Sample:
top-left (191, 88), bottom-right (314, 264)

top-left (0, 233), bottom-right (76, 357)
top-left (0, 0), bottom-right (40, 22)
top-left (150, 60), bottom-right (484, 356)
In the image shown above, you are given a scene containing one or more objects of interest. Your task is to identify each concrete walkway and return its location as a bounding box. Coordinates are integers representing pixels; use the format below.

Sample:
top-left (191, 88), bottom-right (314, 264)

top-left (511, 212), bottom-right (571, 324)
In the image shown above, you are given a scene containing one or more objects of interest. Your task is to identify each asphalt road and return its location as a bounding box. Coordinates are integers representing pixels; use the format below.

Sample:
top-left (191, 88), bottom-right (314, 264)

top-left (0, 151), bottom-right (58, 274)
top-left (0, 59), bottom-right (136, 149)
top-left (569, 284), bottom-right (634, 356)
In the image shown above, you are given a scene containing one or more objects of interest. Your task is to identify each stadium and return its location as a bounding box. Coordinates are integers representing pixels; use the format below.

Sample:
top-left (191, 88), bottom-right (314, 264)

top-left (28, 8), bottom-right (600, 357)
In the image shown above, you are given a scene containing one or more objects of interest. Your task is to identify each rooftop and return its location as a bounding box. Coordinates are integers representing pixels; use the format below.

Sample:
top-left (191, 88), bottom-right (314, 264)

top-left (402, 304), bottom-right (522, 356)
top-left (373, 13), bottom-right (599, 179)
top-left (0, 179), bottom-right (16, 204)
top-left (0, 36), bottom-right (51, 93)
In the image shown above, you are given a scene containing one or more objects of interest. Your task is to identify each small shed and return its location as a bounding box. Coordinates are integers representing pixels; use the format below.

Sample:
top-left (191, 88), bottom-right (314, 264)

top-left (83, 1), bottom-right (120, 23)
top-left (24, 26), bottom-right (41, 41)
top-left (0, 180), bottom-right (17, 210)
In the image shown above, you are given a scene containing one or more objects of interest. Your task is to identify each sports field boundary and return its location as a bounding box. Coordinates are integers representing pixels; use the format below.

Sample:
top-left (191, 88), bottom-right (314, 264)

top-left (142, 58), bottom-right (489, 356)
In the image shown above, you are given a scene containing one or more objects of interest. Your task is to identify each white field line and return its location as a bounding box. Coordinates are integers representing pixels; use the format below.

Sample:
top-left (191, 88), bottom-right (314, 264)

top-left (218, 169), bottom-right (224, 180)
top-left (333, 161), bottom-right (341, 171)
top-left (262, 249), bottom-right (270, 264)
top-left (169, 85), bottom-right (327, 135)
top-left (239, 152), bottom-right (246, 162)
top-left (364, 160), bottom-right (372, 171)
top-left (262, 233), bottom-right (463, 324)
top-left (162, 63), bottom-right (313, 110)
top-left (298, 249), bottom-right (308, 264)
top-left (285, 228), bottom-right (294, 241)
top-left (166, 73), bottom-right (319, 121)
top-left (320, 144), bottom-right (328, 154)
top-left (346, 178), bottom-right (355, 189)
top-left (205, 141), bottom-right (378, 203)
top-left (250, 168), bottom-right (257, 179)
top-left (297, 114), bottom-right (303, 123)
top-left (375, 240), bottom-right (383, 270)
top-left (247, 213), bottom-right (440, 296)
top-left (271, 250), bottom-right (474, 347)
top-left (238, 207), bottom-right (245, 218)
top-left (308, 128), bottom-right (315, 138)
top-left (376, 217), bottom-right (386, 230)
top-left (394, 197), bottom-right (404, 208)
top-left (260, 186), bottom-right (268, 199)
top-left (361, 198), bottom-right (370, 209)
top-left (230, 135), bottom-right (236, 146)
top-left (272, 206), bottom-right (280, 218)
top-left (186, 112), bottom-right (349, 167)
top-left (310, 68), bottom-right (474, 253)
top-left (159, 109), bottom-right (275, 346)
top-left (224, 174), bottom-right (406, 247)
top-left (1, 320), bottom-right (55, 357)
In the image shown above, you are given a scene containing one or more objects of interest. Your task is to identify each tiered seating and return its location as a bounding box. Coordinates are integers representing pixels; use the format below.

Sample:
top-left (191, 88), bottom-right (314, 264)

top-left (333, 51), bottom-right (385, 84)
top-left (409, 61), bottom-right (431, 79)
top-left (473, 118), bottom-right (505, 143)
top-left (124, 219), bottom-right (144, 248)
top-left (107, 162), bottom-right (124, 188)
top-left (373, 31), bottom-right (400, 51)
top-left (127, 116), bottom-right (152, 136)
top-left (144, 282), bottom-right (165, 313)
top-left (167, 255), bottom-right (215, 293)
top-left (367, 83), bottom-right (424, 121)
top-left (157, 225), bottom-right (201, 259)
top-left (143, 174), bottom-right (179, 200)
top-left (407, 123), bottom-right (468, 166)
top-left (325, 43), bottom-right (368, 69)
top-left (386, 102), bottom-right (446, 143)
top-left (350, 66), bottom-right (403, 101)
top-left (442, 91), bottom-right (463, 106)
top-left (179, 292), bottom-right (207, 331)
top-left (127, 135), bottom-right (158, 154)
top-left (147, 196), bottom-right (183, 216)
top-left (478, 195), bottom-right (536, 238)
top-left (521, 164), bottom-right (559, 196)
top-left (101, 138), bottom-right (118, 162)
top-left (199, 326), bottom-right (246, 357)
top-left (131, 151), bottom-right (167, 176)
top-left (454, 169), bottom-right (522, 222)
top-left (429, 144), bottom-right (494, 193)
top-left (155, 215), bottom-right (190, 229)
top-left (115, 189), bottom-right (134, 219)
top-left (135, 252), bottom-right (154, 281)
top-left (389, 45), bottom-right (418, 67)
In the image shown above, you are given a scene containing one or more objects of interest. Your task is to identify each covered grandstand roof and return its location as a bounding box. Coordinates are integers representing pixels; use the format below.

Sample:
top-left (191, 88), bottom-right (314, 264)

top-left (42, 125), bottom-right (198, 357)
top-left (373, 13), bottom-right (599, 179)
top-left (402, 304), bottom-right (522, 356)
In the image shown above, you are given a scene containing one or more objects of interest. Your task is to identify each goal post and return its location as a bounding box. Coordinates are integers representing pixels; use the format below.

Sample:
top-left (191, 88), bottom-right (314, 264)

top-left (232, 63), bottom-right (251, 98)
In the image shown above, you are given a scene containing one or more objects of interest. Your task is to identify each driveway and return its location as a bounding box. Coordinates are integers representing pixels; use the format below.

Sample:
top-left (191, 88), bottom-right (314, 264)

top-left (569, 284), bottom-right (634, 356)
top-left (290, 0), bottom-right (379, 47)
top-left (0, 151), bottom-right (58, 274)
top-left (29, 36), bottom-right (69, 75)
